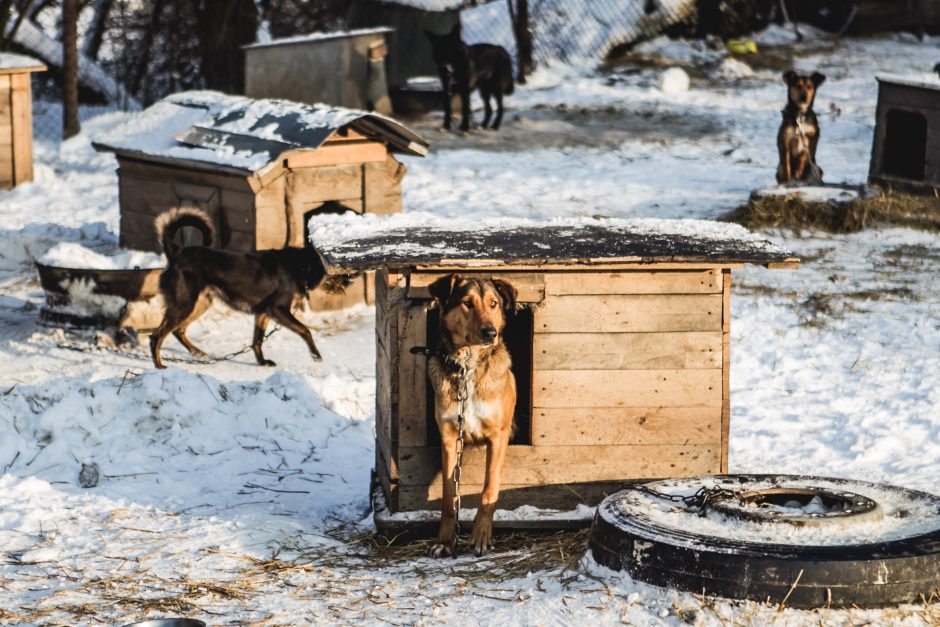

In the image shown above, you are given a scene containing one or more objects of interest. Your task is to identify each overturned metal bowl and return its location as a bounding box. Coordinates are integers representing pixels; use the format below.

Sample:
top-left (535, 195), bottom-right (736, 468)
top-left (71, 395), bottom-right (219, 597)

top-left (122, 620), bottom-right (206, 627)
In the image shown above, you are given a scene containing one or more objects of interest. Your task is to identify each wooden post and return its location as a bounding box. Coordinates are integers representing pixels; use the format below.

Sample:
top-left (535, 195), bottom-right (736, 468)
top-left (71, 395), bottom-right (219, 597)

top-left (63, 0), bottom-right (80, 139)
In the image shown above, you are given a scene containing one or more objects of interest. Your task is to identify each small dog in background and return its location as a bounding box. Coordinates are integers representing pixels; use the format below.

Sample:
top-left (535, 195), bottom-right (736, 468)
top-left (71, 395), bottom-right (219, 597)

top-left (425, 274), bottom-right (518, 557)
top-left (425, 24), bottom-right (514, 132)
top-left (150, 207), bottom-right (347, 369)
top-left (777, 70), bottom-right (826, 184)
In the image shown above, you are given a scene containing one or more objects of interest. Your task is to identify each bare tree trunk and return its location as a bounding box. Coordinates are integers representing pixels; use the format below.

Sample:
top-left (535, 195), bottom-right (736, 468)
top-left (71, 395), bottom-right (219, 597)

top-left (63, 0), bottom-right (80, 139)
top-left (129, 0), bottom-right (165, 97)
top-left (0, 0), bottom-right (15, 49)
top-left (507, 0), bottom-right (533, 84)
top-left (82, 0), bottom-right (113, 59)
top-left (189, 0), bottom-right (258, 94)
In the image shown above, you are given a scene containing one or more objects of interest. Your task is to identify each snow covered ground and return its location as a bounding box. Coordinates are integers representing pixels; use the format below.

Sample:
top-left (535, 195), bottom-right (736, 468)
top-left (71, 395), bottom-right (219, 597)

top-left (1, 30), bottom-right (939, 624)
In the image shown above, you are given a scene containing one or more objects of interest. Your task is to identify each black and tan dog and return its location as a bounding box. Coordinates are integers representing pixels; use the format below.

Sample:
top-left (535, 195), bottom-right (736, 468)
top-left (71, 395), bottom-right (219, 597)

top-left (425, 274), bottom-right (518, 557)
top-left (426, 24), bottom-right (514, 132)
top-left (777, 70), bottom-right (826, 184)
top-left (150, 207), bottom-right (341, 369)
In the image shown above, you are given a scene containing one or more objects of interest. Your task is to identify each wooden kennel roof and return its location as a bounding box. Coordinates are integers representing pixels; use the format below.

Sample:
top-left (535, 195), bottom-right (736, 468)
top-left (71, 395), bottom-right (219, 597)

top-left (312, 218), bottom-right (800, 273)
top-left (92, 90), bottom-right (429, 177)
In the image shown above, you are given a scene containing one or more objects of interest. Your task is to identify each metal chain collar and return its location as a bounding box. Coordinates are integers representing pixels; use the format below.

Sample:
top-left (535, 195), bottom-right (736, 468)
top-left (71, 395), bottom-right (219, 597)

top-left (635, 484), bottom-right (742, 517)
top-left (795, 115), bottom-right (824, 181)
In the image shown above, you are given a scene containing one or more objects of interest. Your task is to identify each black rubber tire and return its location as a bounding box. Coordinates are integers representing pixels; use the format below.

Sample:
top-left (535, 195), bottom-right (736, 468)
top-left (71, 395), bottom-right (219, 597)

top-left (589, 474), bottom-right (940, 608)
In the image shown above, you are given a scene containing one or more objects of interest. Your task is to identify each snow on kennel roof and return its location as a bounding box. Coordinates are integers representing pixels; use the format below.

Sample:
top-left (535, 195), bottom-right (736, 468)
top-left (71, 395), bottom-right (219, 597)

top-left (310, 213), bottom-right (799, 273)
top-left (376, 0), bottom-right (488, 10)
top-left (93, 90), bottom-right (429, 175)
top-left (0, 52), bottom-right (45, 73)
top-left (243, 27), bottom-right (394, 50)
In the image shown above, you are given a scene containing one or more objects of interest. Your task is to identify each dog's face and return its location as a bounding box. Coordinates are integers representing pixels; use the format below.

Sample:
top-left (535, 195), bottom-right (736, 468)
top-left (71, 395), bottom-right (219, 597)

top-left (784, 71), bottom-right (825, 111)
top-left (429, 274), bottom-right (517, 348)
top-left (425, 24), bottom-right (462, 68)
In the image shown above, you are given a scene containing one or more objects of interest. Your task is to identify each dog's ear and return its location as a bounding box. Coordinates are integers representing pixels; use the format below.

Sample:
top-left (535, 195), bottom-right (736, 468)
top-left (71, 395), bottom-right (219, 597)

top-left (811, 72), bottom-right (826, 87)
top-left (428, 273), bottom-right (460, 305)
top-left (783, 70), bottom-right (798, 86)
top-left (490, 278), bottom-right (517, 315)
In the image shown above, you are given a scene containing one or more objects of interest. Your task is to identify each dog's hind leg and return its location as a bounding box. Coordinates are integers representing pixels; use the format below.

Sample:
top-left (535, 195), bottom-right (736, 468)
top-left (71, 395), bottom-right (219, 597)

top-left (459, 88), bottom-right (472, 132)
top-left (271, 305), bottom-right (322, 362)
top-left (252, 313), bottom-right (276, 367)
top-left (492, 91), bottom-right (504, 130)
top-left (480, 87), bottom-right (493, 128)
top-left (172, 293), bottom-right (211, 359)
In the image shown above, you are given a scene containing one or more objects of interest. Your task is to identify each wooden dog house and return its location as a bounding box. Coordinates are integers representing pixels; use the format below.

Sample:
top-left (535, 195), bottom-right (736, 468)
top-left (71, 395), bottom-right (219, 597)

top-left (313, 218), bottom-right (798, 522)
top-left (244, 27), bottom-right (394, 114)
top-left (0, 53), bottom-right (45, 190)
top-left (93, 91), bottom-right (427, 307)
top-left (869, 76), bottom-right (940, 192)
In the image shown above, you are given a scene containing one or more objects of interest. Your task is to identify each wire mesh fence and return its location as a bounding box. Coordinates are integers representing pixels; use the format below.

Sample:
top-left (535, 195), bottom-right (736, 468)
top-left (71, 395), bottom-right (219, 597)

top-left (463, 0), bottom-right (697, 69)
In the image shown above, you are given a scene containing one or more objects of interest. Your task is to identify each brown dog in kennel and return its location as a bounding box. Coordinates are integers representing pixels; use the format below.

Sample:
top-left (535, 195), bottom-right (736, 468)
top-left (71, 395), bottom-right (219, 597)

top-left (421, 274), bottom-right (518, 557)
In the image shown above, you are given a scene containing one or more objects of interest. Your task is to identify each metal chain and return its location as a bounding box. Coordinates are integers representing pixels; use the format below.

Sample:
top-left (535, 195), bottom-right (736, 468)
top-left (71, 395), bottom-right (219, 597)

top-left (795, 115), bottom-right (824, 181)
top-left (452, 371), bottom-right (468, 552)
top-left (52, 325), bottom-right (280, 365)
top-left (635, 483), bottom-right (741, 517)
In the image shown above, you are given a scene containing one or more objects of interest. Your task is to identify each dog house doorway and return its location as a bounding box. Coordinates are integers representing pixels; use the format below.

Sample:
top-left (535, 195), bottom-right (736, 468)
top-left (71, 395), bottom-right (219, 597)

top-left (303, 201), bottom-right (360, 250)
top-left (425, 305), bottom-right (534, 446)
top-left (882, 109), bottom-right (927, 181)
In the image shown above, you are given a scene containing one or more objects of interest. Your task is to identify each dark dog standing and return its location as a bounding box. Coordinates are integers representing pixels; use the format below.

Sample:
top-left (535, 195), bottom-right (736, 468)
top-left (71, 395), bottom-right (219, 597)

top-left (777, 70), bottom-right (826, 184)
top-left (425, 24), bottom-right (514, 132)
top-left (150, 207), bottom-right (338, 369)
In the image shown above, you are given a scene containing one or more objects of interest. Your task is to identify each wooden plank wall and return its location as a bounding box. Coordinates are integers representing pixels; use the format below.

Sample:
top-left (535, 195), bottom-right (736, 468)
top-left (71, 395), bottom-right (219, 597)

top-left (117, 158), bottom-right (256, 252)
top-left (0, 72), bottom-right (33, 190)
top-left (386, 268), bottom-right (729, 512)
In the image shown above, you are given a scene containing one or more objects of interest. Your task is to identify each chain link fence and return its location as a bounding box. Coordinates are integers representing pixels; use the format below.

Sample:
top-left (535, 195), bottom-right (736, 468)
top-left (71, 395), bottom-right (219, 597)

top-left (463, 0), bottom-right (697, 68)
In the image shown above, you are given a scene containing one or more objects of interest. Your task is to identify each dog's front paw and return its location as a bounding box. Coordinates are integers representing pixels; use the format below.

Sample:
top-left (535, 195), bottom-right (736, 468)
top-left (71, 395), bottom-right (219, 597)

top-left (310, 352), bottom-right (323, 363)
top-left (470, 520), bottom-right (495, 557)
top-left (259, 359), bottom-right (276, 367)
top-left (429, 541), bottom-right (455, 558)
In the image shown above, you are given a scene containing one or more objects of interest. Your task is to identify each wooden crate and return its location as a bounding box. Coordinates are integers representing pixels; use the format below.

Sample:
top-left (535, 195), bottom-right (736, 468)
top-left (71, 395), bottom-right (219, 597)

top-left (0, 55), bottom-right (45, 190)
top-left (375, 266), bottom-right (734, 512)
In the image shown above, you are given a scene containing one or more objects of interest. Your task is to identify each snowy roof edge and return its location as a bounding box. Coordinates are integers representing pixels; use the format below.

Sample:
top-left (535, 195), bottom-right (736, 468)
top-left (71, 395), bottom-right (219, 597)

top-left (243, 27), bottom-right (394, 50)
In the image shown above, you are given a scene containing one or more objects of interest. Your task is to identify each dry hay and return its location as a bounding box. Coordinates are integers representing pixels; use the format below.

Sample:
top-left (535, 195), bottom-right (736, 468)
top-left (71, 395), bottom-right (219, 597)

top-left (722, 186), bottom-right (940, 233)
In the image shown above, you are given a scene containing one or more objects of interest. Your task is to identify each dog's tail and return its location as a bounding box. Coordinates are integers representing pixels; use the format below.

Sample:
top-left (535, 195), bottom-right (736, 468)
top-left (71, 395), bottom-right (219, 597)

top-left (154, 206), bottom-right (215, 259)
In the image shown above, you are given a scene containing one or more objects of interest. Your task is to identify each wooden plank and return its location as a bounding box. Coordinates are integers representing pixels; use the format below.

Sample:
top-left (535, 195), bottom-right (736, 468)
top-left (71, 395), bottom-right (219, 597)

top-left (535, 294), bottom-right (722, 333)
top-left (545, 270), bottom-right (721, 295)
top-left (396, 481), bottom-right (626, 511)
top-left (0, 78), bottom-right (11, 189)
top-left (117, 157), bottom-right (255, 193)
top-left (532, 406), bottom-right (721, 446)
top-left (226, 230), bottom-right (255, 252)
top-left (721, 269), bottom-right (731, 473)
top-left (407, 271), bottom-right (545, 303)
top-left (119, 209), bottom-right (162, 251)
top-left (397, 303), bottom-right (428, 447)
top-left (255, 173), bottom-right (286, 250)
top-left (363, 156), bottom-right (405, 216)
top-left (398, 443), bottom-right (721, 486)
top-left (288, 164), bottom-right (363, 202)
top-left (221, 188), bottom-right (256, 233)
top-left (411, 262), bottom-right (745, 272)
top-left (534, 331), bottom-right (721, 370)
top-left (285, 141), bottom-right (386, 169)
top-left (10, 72), bottom-right (31, 185)
top-left (533, 369), bottom-right (721, 408)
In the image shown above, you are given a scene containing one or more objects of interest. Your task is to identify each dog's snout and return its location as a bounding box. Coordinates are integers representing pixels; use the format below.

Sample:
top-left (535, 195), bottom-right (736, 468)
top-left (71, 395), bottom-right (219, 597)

top-left (481, 326), bottom-right (497, 342)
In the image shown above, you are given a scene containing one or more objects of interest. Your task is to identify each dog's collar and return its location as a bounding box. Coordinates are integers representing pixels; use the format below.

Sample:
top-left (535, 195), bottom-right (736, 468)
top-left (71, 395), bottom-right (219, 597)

top-left (410, 346), bottom-right (463, 374)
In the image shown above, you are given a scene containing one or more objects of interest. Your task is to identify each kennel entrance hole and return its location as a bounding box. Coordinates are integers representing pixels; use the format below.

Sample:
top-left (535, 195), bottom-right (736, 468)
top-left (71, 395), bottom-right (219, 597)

top-left (425, 305), bottom-right (534, 446)
top-left (882, 109), bottom-right (927, 180)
